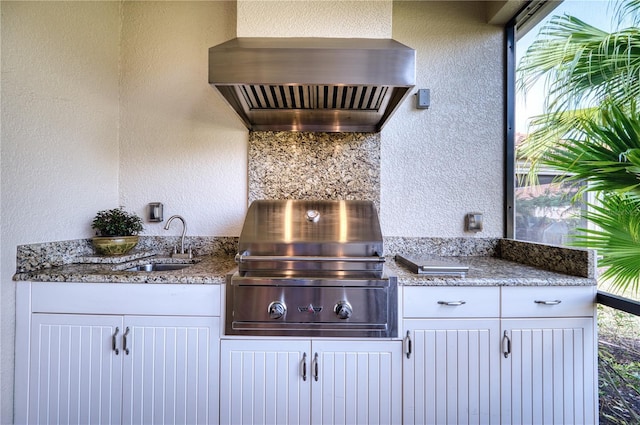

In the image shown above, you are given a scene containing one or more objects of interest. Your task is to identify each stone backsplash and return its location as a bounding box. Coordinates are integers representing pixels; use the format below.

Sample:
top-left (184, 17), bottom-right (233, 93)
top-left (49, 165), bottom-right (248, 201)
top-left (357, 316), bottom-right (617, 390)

top-left (500, 238), bottom-right (596, 279)
top-left (248, 131), bottom-right (380, 207)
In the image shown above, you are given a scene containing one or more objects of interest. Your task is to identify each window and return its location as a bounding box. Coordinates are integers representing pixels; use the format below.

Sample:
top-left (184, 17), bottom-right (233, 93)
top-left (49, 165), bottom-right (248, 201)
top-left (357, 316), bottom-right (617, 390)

top-left (508, 0), bottom-right (615, 245)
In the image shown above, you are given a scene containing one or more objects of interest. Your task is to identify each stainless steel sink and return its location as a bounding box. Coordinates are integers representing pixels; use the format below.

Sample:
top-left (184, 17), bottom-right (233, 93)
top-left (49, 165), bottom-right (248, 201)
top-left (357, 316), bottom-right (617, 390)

top-left (125, 263), bottom-right (192, 272)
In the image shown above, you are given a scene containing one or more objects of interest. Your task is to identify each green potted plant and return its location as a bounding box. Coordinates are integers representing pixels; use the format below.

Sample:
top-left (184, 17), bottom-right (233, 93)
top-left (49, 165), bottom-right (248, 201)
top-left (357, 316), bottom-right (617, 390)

top-left (91, 207), bottom-right (144, 256)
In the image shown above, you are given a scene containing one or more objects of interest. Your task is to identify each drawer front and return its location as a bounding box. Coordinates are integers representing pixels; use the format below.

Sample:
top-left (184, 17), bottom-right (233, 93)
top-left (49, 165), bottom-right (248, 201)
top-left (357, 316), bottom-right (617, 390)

top-left (501, 286), bottom-right (596, 318)
top-left (30, 282), bottom-right (222, 316)
top-left (403, 286), bottom-right (500, 318)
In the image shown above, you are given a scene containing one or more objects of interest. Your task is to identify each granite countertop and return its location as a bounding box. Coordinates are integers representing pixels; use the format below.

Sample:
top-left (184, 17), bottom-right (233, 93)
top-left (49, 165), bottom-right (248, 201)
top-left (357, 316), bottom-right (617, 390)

top-left (13, 253), bottom-right (238, 284)
top-left (15, 253), bottom-right (596, 287)
top-left (13, 237), bottom-right (597, 286)
top-left (386, 256), bottom-right (596, 287)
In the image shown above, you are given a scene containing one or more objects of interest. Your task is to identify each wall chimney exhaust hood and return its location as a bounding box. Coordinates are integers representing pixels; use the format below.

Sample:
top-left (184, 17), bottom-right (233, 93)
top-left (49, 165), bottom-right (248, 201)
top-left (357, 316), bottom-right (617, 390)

top-left (208, 38), bottom-right (416, 133)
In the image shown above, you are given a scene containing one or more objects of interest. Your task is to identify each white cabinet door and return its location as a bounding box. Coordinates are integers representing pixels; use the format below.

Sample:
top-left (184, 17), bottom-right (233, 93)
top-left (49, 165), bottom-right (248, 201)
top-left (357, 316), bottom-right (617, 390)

top-left (500, 318), bottom-right (596, 425)
top-left (311, 340), bottom-right (402, 425)
top-left (220, 339), bottom-right (402, 425)
top-left (121, 315), bottom-right (220, 425)
top-left (27, 314), bottom-right (124, 425)
top-left (220, 339), bottom-right (312, 425)
top-left (403, 319), bottom-right (501, 425)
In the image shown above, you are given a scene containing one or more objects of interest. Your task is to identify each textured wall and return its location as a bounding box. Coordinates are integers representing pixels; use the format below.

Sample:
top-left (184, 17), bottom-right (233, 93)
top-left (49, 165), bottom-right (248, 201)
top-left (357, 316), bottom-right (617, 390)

top-left (118, 2), bottom-right (245, 237)
top-left (0, 2), bottom-right (121, 421)
top-left (237, 0), bottom-right (392, 38)
top-left (381, 1), bottom-right (504, 237)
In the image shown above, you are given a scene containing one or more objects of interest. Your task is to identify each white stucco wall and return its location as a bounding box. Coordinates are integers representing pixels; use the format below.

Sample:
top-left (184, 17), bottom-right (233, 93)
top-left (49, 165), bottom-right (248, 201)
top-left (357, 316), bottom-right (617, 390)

top-left (118, 1), bottom-right (245, 237)
top-left (381, 1), bottom-right (504, 237)
top-left (237, 0), bottom-right (392, 38)
top-left (0, 2), bottom-right (121, 422)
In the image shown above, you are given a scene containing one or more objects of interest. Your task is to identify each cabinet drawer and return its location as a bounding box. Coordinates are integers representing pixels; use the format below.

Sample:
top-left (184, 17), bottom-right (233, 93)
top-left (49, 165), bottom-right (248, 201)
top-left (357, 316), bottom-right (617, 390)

top-left (501, 286), bottom-right (596, 318)
top-left (403, 286), bottom-right (500, 318)
top-left (30, 282), bottom-right (221, 316)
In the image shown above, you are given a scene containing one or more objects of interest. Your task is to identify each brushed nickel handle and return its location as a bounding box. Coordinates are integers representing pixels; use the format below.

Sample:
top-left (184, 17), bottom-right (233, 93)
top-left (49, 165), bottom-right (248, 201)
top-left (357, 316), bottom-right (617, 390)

top-left (534, 300), bottom-right (562, 305)
top-left (302, 352), bottom-right (307, 381)
top-left (437, 301), bottom-right (466, 306)
top-left (502, 330), bottom-right (511, 358)
top-left (112, 327), bottom-right (120, 355)
top-left (405, 330), bottom-right (412, 359)
top-left (123, 326), bottom-right (130, 355)
top-left (313, 352), bottom-right (319, 382)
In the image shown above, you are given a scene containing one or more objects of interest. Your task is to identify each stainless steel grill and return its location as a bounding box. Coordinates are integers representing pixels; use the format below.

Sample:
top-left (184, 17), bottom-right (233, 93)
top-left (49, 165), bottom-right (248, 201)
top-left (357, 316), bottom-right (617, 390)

top-left (226, 200), bottom-right (397, 338)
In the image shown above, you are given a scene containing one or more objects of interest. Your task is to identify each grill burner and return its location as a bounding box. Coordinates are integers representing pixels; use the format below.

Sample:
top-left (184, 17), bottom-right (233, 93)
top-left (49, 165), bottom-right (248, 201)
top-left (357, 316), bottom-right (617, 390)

top-left (226, 200), bottom-right (397, 338)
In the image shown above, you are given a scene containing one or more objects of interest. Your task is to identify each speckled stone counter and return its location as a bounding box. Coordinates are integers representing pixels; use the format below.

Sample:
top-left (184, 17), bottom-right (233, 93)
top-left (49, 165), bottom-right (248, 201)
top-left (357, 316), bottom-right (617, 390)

top-left (13, 253), bottom-right (237, 284)
top-left (386, 256), bottom-right (595, 287)
top-left (13, 236), bottom-right (597, 286)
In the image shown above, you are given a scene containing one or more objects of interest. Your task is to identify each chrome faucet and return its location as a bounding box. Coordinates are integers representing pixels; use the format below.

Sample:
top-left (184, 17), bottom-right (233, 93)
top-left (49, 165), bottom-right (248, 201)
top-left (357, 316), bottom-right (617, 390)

top-left (164, 215), bottom-right (191, 258)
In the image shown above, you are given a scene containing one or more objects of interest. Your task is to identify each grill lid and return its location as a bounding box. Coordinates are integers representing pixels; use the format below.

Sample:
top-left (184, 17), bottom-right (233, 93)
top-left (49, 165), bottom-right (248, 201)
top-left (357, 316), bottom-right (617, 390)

top-left (208, 38), bottom-right (416, 132)
top-left (236, 200), bottom-right (384, 275)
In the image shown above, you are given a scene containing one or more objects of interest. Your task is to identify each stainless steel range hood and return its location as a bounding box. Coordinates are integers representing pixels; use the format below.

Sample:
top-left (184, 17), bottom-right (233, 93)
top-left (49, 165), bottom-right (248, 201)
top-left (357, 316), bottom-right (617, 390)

top-left (208, 38), bottom-right (416, 133)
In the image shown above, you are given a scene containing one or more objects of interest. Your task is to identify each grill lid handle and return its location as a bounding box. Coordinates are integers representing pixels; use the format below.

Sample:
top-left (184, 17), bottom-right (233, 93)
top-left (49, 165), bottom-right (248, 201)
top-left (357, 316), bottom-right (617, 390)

top-left (235, 253), bottom-right (386, 264)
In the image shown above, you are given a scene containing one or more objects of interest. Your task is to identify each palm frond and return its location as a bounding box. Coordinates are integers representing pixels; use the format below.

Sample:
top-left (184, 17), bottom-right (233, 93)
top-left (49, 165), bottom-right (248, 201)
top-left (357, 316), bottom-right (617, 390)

top-left (614, 0), bottom-right (640, 25)
top-left (572, 194), bottom-right (640, 294)
top-left (517, 15), bottom-right (640, 113)
top-left (542, 104), bottom-right (640, 195)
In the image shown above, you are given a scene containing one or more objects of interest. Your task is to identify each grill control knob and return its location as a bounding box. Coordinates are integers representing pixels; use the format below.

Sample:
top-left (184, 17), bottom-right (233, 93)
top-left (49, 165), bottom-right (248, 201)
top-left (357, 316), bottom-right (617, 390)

top-left (334, 301), bottom-right (353, 320)
top-left (268, 301), bottom-right (287, 320)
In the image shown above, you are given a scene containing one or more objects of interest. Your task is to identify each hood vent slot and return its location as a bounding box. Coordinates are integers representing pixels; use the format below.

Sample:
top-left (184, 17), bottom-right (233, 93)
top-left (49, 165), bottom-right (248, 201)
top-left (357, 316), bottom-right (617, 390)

top-left (209, 38), bottom-right (416, 133)
top-left (241, 85), bottom-right (388, 111)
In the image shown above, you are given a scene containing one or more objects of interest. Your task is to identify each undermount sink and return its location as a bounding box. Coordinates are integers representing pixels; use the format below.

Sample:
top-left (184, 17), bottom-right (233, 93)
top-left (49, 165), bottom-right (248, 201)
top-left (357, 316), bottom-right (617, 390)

top-left (125, 263), bottom-right (192, 272)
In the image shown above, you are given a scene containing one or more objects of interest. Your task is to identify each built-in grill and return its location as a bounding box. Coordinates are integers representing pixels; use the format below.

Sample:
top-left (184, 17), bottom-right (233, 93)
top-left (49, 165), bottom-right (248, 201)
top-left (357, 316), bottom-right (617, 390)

top-left (226, 200), bottom-right (397, 338)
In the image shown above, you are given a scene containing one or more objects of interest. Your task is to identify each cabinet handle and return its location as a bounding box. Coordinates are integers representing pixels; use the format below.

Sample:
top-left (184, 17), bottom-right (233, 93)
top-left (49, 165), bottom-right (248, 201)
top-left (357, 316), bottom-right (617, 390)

top-left (405, 331), bottom-right (412, 359)
top-left (123, 326), bottom-right (130, 355)
top-left (437, 300), bottom-right (466, 306)
top-left (112, 327), bottom-right (120, 355)
top-left (534, 300), bottom-right (562, 305)
top-left (302, 352), bottom-right (307, 381)
top-left (313, 352), bottom-right (319, 382)
top-left (502, 330), bottom-right (511, 358)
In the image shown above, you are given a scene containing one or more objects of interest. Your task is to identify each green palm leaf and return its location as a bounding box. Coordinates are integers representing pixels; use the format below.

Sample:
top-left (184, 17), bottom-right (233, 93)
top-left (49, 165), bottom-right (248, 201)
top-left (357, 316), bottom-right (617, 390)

top-left (572, 194), bottom-right (640, 293)
top-left (543, 104), bottom-right (640, 195)
top-left (518, 16), bottom-right (640, 113)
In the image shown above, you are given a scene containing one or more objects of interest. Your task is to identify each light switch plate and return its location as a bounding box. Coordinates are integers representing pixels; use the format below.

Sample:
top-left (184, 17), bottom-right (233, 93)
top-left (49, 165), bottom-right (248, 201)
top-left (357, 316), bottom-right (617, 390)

top-left (149, 202), bottom-right (163, 222)
top-left (465, 213), bottom-right (483, 232)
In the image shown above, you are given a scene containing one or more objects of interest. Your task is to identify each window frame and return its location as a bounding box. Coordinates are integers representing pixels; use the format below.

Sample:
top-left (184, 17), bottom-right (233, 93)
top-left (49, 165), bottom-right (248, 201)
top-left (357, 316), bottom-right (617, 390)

top-left (505, 0), bottom-right (563, 238)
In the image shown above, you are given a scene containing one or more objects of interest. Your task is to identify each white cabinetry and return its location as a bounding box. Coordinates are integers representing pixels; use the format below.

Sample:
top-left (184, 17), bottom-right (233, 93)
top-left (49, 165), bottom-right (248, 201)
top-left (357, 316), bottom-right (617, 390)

top-left (500, 287), bottom-right (597, 425)
top-left (220, 338), bottom-right (402, 425)
top-left (402, 285), bottom-right (596, 425)
top-left (27, 313), bottom-right (124, 424)
top-left (403, 287), bottom-right (501, 425)
top-left (15, 282), bottom-right (221, 425)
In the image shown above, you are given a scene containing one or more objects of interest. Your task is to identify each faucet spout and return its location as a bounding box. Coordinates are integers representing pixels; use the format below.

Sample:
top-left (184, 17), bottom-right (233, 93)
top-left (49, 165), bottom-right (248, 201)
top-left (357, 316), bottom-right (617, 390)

top-left (164, 215), bottom-right (190, 258)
